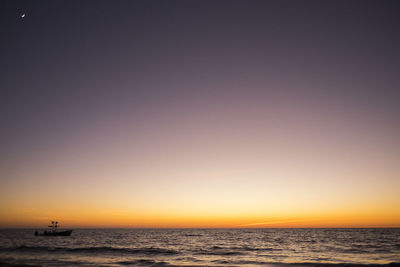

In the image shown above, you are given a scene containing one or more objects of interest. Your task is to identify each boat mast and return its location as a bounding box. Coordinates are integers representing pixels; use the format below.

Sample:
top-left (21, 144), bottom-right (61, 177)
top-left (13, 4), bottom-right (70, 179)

top-left (48, 221), bottom-right (58, 232)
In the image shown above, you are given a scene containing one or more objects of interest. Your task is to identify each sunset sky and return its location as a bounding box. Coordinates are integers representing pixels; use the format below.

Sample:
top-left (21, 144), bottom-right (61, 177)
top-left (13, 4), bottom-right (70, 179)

top-left (1, 0), bottom-right (399, 228)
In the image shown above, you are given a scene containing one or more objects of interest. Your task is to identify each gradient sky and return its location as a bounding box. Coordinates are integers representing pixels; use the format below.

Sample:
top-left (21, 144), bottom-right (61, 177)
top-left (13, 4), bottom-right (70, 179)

top-left (1, 0), bottom-right (400, 228)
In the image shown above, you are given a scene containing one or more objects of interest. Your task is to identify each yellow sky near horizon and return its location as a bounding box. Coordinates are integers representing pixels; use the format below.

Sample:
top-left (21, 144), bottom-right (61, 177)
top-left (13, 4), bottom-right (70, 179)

top-left (1, 139), bottom-right (399, 228)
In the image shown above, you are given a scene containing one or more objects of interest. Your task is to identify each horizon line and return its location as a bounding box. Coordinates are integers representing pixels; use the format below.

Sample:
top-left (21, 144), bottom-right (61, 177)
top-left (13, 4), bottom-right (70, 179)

top-left (1, 226), bottom-right (399, 229)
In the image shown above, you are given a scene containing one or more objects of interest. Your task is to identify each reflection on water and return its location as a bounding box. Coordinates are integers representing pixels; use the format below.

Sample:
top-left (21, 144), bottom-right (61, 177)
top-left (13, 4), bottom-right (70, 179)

top-left (0, 228), bottom-right (399, 266)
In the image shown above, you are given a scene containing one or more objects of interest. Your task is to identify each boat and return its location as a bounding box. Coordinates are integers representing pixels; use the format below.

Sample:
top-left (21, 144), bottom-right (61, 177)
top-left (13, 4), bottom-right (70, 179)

top-left (35, 221), bottom-right (72, 236)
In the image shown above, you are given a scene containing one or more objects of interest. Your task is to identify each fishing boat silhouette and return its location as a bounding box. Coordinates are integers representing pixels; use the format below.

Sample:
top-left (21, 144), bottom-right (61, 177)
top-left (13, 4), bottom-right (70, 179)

top-left (34, 221), bottom-right (72, 236)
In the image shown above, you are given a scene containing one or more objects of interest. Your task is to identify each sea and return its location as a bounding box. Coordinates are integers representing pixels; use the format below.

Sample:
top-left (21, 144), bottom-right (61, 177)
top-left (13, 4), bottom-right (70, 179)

top-left (0, 228), bottom-right (399, 266)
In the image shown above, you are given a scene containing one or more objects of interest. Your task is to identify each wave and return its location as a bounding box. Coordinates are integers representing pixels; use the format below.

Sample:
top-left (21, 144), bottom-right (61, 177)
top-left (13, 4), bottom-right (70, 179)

top-left (195, 246), bottom-right (244, 256)
top-left (0, 245), bottom-right (180, 256)
top-left (209, 245), bottom-right (278, 252)
top-left (0, 262), bottom-right (44, 267)
top-left (117, 259), bottom-right (175, 266)
top-left (182, 234), bottom-right (203, 237)
top-left (188, 244), bottom-right (285, 256)
top-left (199, 250), bottom-right (243, 256)
top-left (0, 258), bottom-right (93, 267)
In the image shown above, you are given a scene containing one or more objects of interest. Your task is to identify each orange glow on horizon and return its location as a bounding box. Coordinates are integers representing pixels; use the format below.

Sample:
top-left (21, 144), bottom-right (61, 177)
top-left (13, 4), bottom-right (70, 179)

top-left (1, 203), bottom-right (399, 228)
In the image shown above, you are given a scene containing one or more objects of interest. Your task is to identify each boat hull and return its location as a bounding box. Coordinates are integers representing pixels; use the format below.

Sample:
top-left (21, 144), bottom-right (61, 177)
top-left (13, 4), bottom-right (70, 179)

top-left (35, 230), bottom-right (72, 236)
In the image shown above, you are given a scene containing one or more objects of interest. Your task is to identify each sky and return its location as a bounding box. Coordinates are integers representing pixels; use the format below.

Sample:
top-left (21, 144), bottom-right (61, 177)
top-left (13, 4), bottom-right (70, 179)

top-left (1, 0), bottom-right (400, 228)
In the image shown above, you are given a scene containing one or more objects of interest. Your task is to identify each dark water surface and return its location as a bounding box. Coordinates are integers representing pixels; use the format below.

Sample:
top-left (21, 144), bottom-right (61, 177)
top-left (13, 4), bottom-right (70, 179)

top-left (0, 228), bottom-right (399, 266)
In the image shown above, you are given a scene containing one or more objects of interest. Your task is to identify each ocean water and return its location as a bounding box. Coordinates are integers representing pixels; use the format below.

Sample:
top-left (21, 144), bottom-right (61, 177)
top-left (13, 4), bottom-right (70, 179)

top-left (0, 228), bottom-right (399, 266)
